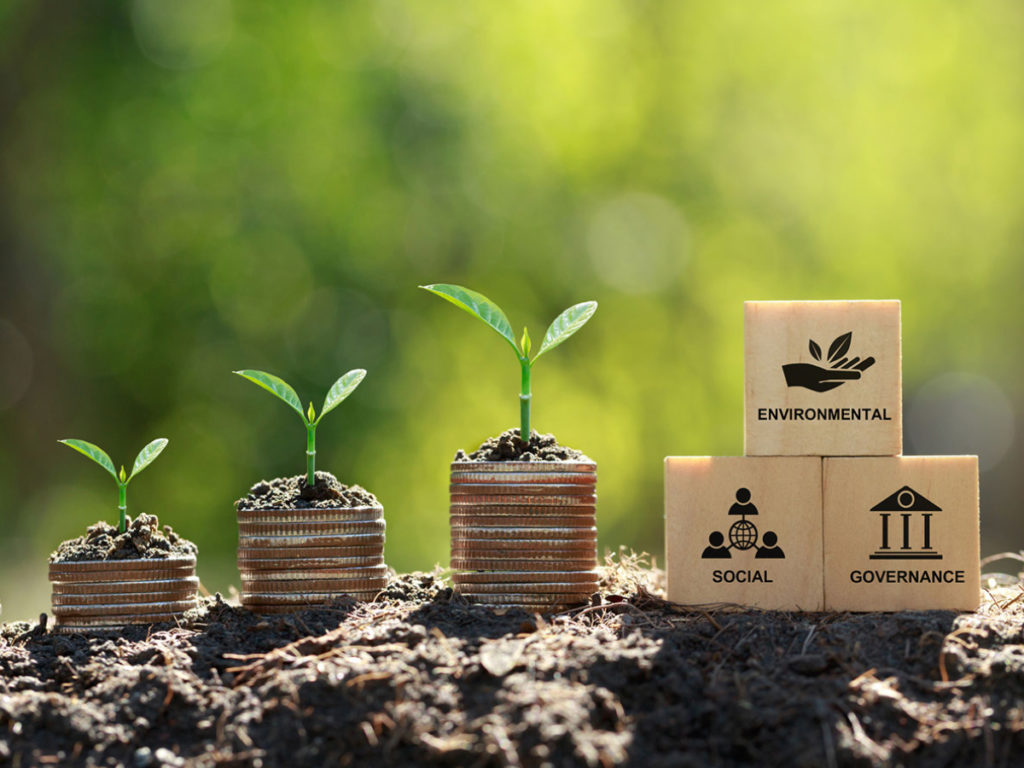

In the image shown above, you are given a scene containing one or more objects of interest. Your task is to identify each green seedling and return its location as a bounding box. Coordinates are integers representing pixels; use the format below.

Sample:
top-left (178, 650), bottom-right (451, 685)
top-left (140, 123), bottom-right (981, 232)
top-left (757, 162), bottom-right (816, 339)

top-left (58, 438), bottom-right (169, 533)
top-left (234, 368), bottom-right (367, 487)
top-left (420, 283), bottom-right (597, 442)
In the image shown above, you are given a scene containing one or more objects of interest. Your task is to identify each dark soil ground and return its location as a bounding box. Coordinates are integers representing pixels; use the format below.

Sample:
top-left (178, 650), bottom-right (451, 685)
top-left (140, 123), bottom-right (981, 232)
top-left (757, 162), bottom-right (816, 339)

top-left (50, 514), bottom-right (198, 563)
top-left (2, 552), bottom-right (1023, 767)
top-left (235, 472), bottom-right (380, 511)
top-left (456, 429), bottom-right (592, 462)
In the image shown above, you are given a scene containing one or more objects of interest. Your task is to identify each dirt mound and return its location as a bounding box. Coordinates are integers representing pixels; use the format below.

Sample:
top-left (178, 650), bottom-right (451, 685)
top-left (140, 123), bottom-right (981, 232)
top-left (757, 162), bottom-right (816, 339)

top-left (235, 471), bottom-right (380, 511)
top-left (1, 554), bottom-right (1021, 766)
top-left (49, 513), bottom-right (197, 563)
top-left (455, 429), bottom-right (592, 462)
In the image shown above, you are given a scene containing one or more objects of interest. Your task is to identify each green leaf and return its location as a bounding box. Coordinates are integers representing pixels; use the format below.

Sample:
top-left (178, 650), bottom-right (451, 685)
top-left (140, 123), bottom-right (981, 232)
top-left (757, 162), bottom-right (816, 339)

top-left (319, 369), bottom-right (367, 422)
top-left (234, 369), bottom-right (306, 422)
top-left (59, 439), bottom-right (118, 481)
top-left (420, 284), bottom-right (520, 355)
top-left (129, 438), bottom-right (168, 482)
top-left (119, 466), bottom-right (127, 483)
top-left (520, 327), bottom-right (531, 358)
top-left (307, 402), bottom-right (316, 422)
top-left (533, 301), bottom-right (598, 362)
top-left (828, 331), bottom-right (852, 363)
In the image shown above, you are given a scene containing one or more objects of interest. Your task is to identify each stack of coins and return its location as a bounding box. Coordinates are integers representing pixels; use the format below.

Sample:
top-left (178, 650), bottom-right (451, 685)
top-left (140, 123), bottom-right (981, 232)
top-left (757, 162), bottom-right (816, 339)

top-left (450, 461), bottom-right (598, 612)
top-left (237, 505), bottom-right (387, 613)
top-left (49, 555), bottom-right (198, 633)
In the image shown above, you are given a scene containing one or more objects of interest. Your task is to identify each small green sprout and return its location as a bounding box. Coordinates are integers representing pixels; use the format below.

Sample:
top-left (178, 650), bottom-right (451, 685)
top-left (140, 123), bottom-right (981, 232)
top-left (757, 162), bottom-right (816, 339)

top-left (58, 438), bottom-right (169, 533)
top-left (234, 368), bottom-right (367, 487)
top-left (420, 283), bottom-right (597, 442)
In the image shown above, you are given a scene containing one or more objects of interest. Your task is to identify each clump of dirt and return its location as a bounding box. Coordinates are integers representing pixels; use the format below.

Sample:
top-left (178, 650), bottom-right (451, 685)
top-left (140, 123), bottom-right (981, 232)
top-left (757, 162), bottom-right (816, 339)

top-left (49, 513), bottom-right (197, 563)
top-left (236, 471), bottom-right (380, 511)
top-left (2, 555), bottom-right (1023, 767)
top-left (454, 428), bottom-right (592, 462)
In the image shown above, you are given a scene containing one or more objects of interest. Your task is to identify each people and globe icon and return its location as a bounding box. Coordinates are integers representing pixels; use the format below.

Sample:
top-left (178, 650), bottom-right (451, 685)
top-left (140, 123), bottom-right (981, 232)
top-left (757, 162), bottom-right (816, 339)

top-left (701, 488), bottom-right (786, 560)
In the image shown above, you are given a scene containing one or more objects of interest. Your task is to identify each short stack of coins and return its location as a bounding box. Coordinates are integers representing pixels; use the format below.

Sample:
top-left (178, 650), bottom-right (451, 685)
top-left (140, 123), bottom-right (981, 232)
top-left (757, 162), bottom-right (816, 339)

top-left (237, 505), bottom-right (387, 613)
top-left (450, 461), bottom-right (598, 612)
top-left (49, 555), bottom-right (198, 633)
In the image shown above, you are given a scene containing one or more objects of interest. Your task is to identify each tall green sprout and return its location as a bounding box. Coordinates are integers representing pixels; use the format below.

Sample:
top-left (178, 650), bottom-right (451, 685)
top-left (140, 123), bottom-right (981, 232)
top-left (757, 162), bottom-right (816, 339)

top-left (420, 284), bottom-right (597, 441)
top-left (234, 369), bottom-right (367, 486)
top-left (58, 438), bottom-right (169, 533)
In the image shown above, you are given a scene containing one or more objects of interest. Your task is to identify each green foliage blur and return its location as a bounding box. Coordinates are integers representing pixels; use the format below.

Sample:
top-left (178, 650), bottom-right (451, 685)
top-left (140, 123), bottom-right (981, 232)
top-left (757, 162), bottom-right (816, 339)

top-left (0, 1), bottom-right (1022, 620)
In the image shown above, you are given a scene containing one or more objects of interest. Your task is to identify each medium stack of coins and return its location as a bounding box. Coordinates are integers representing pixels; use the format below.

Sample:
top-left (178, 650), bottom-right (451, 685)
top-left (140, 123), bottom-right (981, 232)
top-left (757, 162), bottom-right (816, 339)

top-left (450, 461), bottom-right (598, 612)
top-left (49, 555), bottom-right (198, 632)
top-left (237, 505), bottom-right (387, 613)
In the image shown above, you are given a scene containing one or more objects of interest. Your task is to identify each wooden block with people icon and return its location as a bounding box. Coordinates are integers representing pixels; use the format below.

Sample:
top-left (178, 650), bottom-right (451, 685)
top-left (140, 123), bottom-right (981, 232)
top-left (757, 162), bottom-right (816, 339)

top-left (664, 456), bottom-right (824, 610)
top-left (744, 300), bottom-right (902, 456)
top-left (823, 456), bottom-right (980, 611)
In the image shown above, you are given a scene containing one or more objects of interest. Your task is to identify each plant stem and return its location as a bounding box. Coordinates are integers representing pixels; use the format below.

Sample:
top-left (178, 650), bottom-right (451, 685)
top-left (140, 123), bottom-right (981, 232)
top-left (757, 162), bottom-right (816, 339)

top-left (519, 358), bottom-right (531, 443)
top-left (118, 483), bottom-right (127, 533)
top-left (306, 422), bottom-right (317, 486)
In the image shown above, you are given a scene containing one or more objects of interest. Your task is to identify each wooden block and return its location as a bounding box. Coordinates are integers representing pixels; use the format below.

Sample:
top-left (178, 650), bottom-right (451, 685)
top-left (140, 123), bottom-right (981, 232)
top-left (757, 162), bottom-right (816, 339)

top-left (744, 300), bottom-right (902, 456)
top-left (823, 456), bottom-right (980, 612)
top-left (665, 456), bottom-right (824, 611)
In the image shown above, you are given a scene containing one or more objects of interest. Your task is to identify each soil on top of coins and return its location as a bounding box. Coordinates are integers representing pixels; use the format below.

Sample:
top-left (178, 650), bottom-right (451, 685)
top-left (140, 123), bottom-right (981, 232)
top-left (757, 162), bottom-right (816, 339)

top-left (235, 471), bottom-right (380, 511)
top-left (455, 428), bottom-right (592, 462)
top-left (2, 553), bottom-right (1023, 767)
top-left (49, 513), bottom-right (198, 563)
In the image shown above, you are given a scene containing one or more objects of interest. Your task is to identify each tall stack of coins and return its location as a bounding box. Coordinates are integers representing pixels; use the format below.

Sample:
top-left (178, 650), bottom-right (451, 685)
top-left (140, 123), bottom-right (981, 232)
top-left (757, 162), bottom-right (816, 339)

top-left (49, 555), bottom-right (198, 632)
top-left (237, 505), bottom-right (387, 613)
top-left (450, 461), bottom-right (598, 612)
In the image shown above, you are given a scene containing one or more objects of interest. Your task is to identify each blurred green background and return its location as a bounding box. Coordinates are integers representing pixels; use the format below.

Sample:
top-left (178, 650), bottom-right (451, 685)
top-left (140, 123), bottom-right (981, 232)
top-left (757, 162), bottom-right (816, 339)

top-left (0, 1), bottom-right (1021, 620)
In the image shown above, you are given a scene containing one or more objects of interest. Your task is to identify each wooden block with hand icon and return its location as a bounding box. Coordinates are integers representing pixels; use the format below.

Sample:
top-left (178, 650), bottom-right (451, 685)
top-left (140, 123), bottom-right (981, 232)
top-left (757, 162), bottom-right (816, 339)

top-left (744, 301), bottom-right (901, 456)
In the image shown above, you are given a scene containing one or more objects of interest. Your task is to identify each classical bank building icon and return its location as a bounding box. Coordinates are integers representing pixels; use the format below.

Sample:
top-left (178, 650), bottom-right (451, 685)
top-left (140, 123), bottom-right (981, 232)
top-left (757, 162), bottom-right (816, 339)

top-left (701, 488), bottom-right (785, 560)
top-left (868, 486), bottom-right (942, 560)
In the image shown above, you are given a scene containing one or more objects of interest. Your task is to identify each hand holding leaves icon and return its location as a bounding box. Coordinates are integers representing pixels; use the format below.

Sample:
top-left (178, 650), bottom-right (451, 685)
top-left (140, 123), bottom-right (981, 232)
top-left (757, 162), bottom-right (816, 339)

top-left (783, 332), bottom-right (875, 391)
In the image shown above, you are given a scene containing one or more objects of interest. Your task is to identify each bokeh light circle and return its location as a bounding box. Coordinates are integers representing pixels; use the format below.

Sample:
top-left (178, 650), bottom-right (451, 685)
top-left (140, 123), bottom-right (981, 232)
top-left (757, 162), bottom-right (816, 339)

top-left (906, 372), bottom-right (1015, 471)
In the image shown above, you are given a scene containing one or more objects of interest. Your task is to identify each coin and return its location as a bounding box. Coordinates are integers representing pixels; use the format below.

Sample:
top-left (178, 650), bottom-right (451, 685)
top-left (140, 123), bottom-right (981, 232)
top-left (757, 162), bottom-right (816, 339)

top-left (451, 526), bottom-right (597, 542)
top-left (240, 577), bottom-right (388, 594)
top-left (456, 591), bottom-right (592, 605)
top-left (48, 556), bottom-right (196, 581)
top-left (237, 507), bottom-right (382, 524)
top-left (450, 471), bottom-right (596, 486)
top-left (237, 544), bottom-right (384, 561)
top-left (237, 533), bottom-right (385, 548)
top-left (51, 577), bottom-right (200, 596)
top-left (53, 598), bottom-right (197, 619)
top-left (452, 580), bottom-right (596, 595)
top-left (450, 461), bottom-right (596, 474)
top-left (453, 570), bottom-right (598, 585)
top-left (450, 556), bottom-right (597, 570)
top-left (450, 513), bottom-right (595, 528)
top-left (237, 519), bottom-right (386, 537)
top-left (53, 613), bottom-right (187, 632)
top-left (451, 540), bottom-right (596, 555)
top-left (240, 587), bottom-right (386, 606)
top-left (450, 483), bottom-right (595, 498)
top-left (450, 494), bottom-right (596, 508)
top-left (241, 564), bottom-right (387, 581)
top-left (51, 589), bottom-right (197, 608)
top-left (236, 556), bottom-right (384, 572)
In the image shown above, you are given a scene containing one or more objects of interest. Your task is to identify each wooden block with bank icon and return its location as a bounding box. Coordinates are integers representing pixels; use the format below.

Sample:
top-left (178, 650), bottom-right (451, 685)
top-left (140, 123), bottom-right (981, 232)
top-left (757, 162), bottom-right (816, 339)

top-left (822, 456), bottom-right (980, 612)
top-left (664, 456), bottom-right (824, 611)
top-left (744, 300), bottom-right (902, 456)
